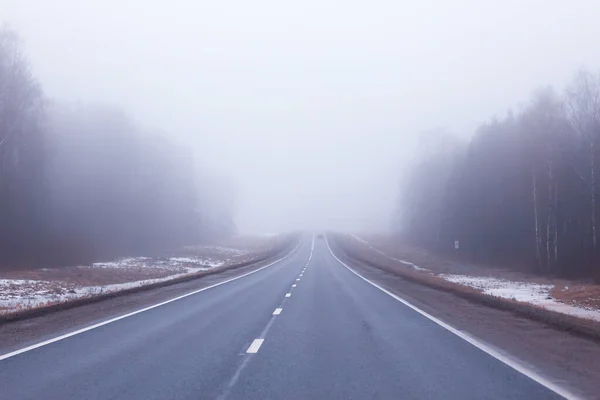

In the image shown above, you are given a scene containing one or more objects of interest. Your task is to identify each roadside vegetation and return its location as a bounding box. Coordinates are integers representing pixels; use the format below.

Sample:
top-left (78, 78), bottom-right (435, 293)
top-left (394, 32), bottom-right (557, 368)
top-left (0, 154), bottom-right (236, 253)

top-left (0, 25), bottom-right (235, 271)
top-left (396, 68), bottom-right (600, 281)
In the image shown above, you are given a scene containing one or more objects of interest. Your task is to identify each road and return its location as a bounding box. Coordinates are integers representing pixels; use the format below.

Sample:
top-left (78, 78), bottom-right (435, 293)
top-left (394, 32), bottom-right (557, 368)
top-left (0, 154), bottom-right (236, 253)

top-left (0, 235), bottom-right (565, 399)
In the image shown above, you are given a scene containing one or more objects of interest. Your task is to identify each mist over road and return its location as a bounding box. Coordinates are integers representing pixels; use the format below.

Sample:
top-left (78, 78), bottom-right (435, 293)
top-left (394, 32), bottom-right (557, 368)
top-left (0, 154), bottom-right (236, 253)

top-left (0, 235), bottom-right (562, 399)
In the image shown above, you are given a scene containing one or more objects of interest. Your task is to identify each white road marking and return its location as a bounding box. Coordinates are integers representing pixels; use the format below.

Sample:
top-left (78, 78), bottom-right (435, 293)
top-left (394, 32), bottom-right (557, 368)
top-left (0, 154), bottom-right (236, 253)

top-left (296, 278), bottom-right (300, 281)
top-left (285, 293), bottom-right (291, 298)
top-left (300, 274), bottom-right (303, 277)
top-left (246, 339), bottom-right (264, 354)
top-left (0, 241), bottom-right (302, 362)
top-left (292, 284), bottom-right (297, 288)
top-left (218, 234), bottom-right (315, 400)
top-left (325, 236), bottom-right (581, 400)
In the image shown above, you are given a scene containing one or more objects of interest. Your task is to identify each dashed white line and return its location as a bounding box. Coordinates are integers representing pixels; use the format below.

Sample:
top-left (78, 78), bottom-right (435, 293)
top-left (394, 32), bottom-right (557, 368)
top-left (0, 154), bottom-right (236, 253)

top-left (300, 274), bottom-right (303, 277)
top-left (285, 293), bottom-right (291, 298)
top-left (246, 339), bottom-right (264, 354)
top-left (218, 234), bottom-right (315, 400)
top-left (292, 284), bottom-right (297, 288)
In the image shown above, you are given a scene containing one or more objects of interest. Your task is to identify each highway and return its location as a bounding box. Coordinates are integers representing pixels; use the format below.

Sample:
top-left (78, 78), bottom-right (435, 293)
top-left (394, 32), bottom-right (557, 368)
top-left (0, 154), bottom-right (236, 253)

top-left (0, 235), bottom-right (564, 399)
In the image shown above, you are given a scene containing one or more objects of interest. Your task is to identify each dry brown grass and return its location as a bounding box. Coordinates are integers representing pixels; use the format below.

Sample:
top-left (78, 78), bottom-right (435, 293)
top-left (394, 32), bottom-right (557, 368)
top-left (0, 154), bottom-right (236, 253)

top-left (552, 283), bottom-right (600, 310)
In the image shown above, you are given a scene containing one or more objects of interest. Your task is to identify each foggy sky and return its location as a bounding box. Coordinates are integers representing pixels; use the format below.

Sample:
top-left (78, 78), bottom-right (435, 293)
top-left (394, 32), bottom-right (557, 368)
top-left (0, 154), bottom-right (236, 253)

top-left (3, 0), bottom-right (600, 233)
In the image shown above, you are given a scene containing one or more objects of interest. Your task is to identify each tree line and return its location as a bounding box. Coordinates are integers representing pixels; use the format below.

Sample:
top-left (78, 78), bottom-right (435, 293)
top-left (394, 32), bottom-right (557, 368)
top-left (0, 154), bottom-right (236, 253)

top-left (0, 26), bottom-right (234, 269)
top-left (396, 68), bottom-right (600, 280)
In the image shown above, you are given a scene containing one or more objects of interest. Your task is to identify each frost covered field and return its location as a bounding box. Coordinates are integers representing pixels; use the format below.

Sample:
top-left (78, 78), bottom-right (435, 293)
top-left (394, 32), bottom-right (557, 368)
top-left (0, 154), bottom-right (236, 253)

top-left (0, 245), bottom-right (255, 316)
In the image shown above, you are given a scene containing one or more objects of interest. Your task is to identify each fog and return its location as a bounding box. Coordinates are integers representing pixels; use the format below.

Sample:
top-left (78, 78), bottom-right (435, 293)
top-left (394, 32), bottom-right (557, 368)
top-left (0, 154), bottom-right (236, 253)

top-left (3, 0), bottom-right (600, 234)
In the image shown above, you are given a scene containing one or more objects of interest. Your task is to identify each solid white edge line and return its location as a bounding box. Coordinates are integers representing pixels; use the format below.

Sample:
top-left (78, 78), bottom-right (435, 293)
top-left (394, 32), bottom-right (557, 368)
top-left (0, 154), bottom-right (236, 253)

top-left (0, 240), bottom-right (302, 362)
top-left (273, 308), bottom-right (282, 315)
top-left (325, 235), bottom-right (580, 400)
top-left (285, 293), bottom-right (291, 298)
top-left (246, 338), bottom-right (264, 353)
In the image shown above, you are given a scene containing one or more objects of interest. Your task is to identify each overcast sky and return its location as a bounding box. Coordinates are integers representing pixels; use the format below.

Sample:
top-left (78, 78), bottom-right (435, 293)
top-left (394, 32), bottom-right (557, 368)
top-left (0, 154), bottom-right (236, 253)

top-left (2, 0), bottom-right (600, 233)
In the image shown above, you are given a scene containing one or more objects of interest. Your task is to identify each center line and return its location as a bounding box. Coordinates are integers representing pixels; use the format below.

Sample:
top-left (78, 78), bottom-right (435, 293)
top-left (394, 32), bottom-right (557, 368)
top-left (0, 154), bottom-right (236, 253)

top-left (296, 278), bottom-right (300, 281)
top-left (246, 339), bottom-right (264, 354)
top-left (292, 284), bottom-right (297, 287)
top-left (285, 293), bottom-right (291, 298)
top-left (273, 308), bottom-right (282, 315)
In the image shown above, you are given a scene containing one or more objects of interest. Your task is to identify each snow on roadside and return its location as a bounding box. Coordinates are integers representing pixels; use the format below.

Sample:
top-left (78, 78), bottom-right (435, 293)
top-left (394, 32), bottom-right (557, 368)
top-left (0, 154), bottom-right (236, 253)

top-left (351, 234), bottom-right (429, 272)
top-left (0, 278), bottom-right (78, 311)
top-left (211, 246), bottom-right (249, 256)
top-left (440, 274), bottom-right (600, 322)
top-left (0, 269), bottom-right (210, 313)
top-left (90, 256), bottom-right (226, 271)
top-left (0, 256), bottom-right (230, 315)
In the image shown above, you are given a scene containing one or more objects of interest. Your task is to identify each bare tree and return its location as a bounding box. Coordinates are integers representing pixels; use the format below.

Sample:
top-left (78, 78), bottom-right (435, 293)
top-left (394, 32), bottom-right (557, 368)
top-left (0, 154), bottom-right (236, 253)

top-left (565, 69), bottom-right (600, 255)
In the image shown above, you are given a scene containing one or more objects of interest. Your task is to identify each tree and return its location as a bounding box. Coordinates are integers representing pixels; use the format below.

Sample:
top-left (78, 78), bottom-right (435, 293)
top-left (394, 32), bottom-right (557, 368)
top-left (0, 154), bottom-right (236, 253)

top-left (0, 25), bottom-right (237, 269)
top-left (396, 72), bottom-right (600, 280)
top-left (0, 26), bottom-right (45, 263)
top-left (565, 69), bottom-right (600, 257)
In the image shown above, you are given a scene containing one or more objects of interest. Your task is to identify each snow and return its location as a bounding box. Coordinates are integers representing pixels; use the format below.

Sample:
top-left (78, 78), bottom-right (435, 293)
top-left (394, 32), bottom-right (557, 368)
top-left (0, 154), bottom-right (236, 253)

top-left (89, 256), bottom-right (227, 271)
top-left (0, 278), bottom-right (79, 310)
top-left (168, 257), bottom-right (224, 268)
top-left (0, 279), bottom-right (38, 286)
top-left (351, 234), bottom-right (429, 272)
top-left (440, 274), bottom-right (600, 322)
top-left (0, 270), bottom-right (200, 313)
top-left (169, 257), bottom-right (199, 263)
top-left (0, 253), bottom-right (235, 315)
top-left (212, 246), bottom-right (250, 256)
top-left (91, 259), bottom-right (143, 268)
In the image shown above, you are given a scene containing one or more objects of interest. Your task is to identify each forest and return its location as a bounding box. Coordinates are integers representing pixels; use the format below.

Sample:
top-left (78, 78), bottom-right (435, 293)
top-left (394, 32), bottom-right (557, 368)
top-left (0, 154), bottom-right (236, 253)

top-left (0, 26), bottom-right (234, 269)
top-left (397, 69), bottom-right (600, 279)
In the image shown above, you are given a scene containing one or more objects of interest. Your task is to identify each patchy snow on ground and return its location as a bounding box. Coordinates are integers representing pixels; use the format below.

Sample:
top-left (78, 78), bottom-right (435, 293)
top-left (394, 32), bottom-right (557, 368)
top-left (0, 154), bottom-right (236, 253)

top-left (0, 268), bottom-right (208, 314)
top-left (89, 256), bottom-right (227, 272)
top-left (91, 257), bottom-right (149, 269)
top-left (440, 274), bottom-right (600, 322)
top-left (211, 246), bottom-right (249, 256)
top-left (351, 234), bottom-right (429, 272)
top-left (0, 278), bottom-right (78, 311)
top-left (0, 256), bottom-right (231, 315)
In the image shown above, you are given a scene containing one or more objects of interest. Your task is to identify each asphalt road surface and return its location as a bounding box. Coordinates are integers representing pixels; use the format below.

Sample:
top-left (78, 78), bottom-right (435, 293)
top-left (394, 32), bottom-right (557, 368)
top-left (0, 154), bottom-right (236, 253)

top-left (0, 235), bottom-right (566, 399)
